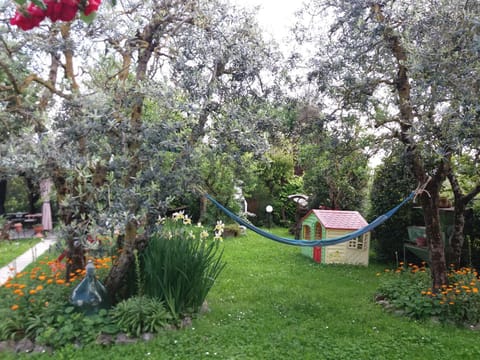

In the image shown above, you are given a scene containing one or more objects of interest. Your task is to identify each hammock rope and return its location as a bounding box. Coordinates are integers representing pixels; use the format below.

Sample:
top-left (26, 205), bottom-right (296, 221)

top-left (205, 191), bottom-right (416, 247)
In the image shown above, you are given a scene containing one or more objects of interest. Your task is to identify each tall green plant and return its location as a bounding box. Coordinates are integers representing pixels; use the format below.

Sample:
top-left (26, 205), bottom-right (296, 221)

top-left (370, 148), bottom-right (416, 263)
top-left (141, 213), bottom-right (226, 318)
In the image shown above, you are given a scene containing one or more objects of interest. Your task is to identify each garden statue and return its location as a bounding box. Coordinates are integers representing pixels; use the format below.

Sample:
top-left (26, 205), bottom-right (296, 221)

top-left (70, 260), bottom-right (109, 315)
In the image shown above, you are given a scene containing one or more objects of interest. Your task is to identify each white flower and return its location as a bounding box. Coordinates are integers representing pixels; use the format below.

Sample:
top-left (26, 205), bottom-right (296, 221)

top-left (200, 230), bottom-right (209, 239)
top-left (214, 220), bottom-right (225, 234)
top-left (183, 215), bottom-right (192, 225)
top-left (172, 210), bottom-right (185, 221)
top-left (214, 231), bottom-right (223, 242)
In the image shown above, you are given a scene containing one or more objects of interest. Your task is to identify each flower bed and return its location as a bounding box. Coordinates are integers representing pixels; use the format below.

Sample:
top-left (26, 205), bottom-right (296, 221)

top-left (376, 262), bottom-right (480, 326)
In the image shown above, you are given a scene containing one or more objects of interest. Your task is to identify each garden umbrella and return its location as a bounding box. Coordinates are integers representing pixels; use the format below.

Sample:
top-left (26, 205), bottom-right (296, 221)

top-left (40, 178), bottom-right (53, 232)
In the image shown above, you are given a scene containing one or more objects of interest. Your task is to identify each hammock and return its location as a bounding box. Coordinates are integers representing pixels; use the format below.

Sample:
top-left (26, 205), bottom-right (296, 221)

top-left (205, 191), bottom-right (416, 247)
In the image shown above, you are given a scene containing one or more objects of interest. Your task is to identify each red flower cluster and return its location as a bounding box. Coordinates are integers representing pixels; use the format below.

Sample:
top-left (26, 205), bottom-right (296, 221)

top-left (10, 0), bottom-right (102, 31)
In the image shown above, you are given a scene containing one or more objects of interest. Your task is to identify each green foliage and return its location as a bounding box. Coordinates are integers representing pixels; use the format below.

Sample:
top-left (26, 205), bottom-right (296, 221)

top-left (377, 264), bottom-right (480, 324)
top-left (370, 147), bottom-right (416, 262)
top-left (197, 151), bottom-right (243, 224)
top-left (252, 145), bottom-right (303, 227)
top-left (5, 176), bottom-right (29, 213)
top-left (111, 296), bottom-right (171, 337)
top-left (300, 125), bottom-right (370, 211)
top-left (141, 215), bottom-right (226, 318)
top-left (31, 308), bottom-right (117, 348)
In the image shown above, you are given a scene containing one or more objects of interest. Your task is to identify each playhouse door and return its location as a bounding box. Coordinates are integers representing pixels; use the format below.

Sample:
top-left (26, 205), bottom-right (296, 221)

top-left (313, 223), bottom-right (322, 263)
top-left (313, 246), bottom-right (321, 263)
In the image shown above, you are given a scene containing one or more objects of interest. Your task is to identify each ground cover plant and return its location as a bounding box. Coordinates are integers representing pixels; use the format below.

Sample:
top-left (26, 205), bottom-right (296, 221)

top-left (0, 237), bottom-right (42, 268)
top-left (0, 228), bottom-right (479, 359)
top-left (376, 262), bottom-right (480, 325)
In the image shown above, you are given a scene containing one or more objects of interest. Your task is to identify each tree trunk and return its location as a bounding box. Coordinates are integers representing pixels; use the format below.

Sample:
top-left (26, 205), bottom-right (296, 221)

top-left (104, 221), bottom-right (137, 303)
top-left (420, 187), bottom-right (448, 289)
top-left (447, 173), bottom-right (480, 267)
top-left (23, 175), bottom-right (40, 214)
top-left (0, 179), bottom-right (6, 216)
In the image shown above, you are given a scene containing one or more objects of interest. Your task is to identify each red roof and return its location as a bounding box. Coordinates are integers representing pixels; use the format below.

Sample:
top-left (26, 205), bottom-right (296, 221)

top-left (310, 209), bottom-right (368, 230)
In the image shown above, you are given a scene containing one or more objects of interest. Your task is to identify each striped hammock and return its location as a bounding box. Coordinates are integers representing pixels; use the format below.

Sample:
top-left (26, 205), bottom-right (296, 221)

top-left (205, 191), bottom-right (416, 247)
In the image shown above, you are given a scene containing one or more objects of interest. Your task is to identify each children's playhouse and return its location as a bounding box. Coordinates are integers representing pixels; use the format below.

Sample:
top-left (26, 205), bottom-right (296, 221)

top-left (301, 209), bottom-right (370, 266)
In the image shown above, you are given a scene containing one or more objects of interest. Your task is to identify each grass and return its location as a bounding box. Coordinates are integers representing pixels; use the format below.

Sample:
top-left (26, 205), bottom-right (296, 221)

top-left (0, 237), bottom-right (42, 268)
top-left (5, 228), bottom-right (480, 359)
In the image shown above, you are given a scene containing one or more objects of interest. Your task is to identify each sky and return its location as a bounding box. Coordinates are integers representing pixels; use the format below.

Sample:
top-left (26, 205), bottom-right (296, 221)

top-left (230, 0), bottom-right (303, 43)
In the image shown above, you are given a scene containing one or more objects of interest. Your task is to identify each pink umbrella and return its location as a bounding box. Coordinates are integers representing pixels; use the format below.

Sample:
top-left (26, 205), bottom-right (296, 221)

top-left (40, 178), bottom-right (53, 232)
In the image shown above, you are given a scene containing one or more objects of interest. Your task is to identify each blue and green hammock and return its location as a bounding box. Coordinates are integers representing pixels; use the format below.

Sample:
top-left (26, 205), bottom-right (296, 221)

top-left (205, 191), bottom-right (416, 247)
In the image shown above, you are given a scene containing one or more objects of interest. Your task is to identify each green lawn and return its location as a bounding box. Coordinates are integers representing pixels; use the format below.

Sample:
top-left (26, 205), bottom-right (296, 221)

top-left (0, 238), bottom-right (42, 268)
top-left (8, 228), bottom-right (480, 359)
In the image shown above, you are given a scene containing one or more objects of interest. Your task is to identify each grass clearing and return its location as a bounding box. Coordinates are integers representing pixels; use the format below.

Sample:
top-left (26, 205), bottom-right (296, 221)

top-left (0, 238), bottom-right (42, 268)
top-left (5, 228), bottom-right (480, 359)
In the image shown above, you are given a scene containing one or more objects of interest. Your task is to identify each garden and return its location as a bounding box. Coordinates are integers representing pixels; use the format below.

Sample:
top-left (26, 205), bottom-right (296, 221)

top-left (1, 0), bottom-right (480, 358)
top-left (1, 229), bottom-right (480, 359)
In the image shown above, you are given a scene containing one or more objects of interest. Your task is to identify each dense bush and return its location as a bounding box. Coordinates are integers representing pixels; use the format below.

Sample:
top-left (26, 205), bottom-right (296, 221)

top-left (370, 148), bottom-right (416, 263)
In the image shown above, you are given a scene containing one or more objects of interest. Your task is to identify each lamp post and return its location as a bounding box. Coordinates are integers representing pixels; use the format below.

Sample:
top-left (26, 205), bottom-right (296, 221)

top-left (266, 205), bottom-right (273, 229)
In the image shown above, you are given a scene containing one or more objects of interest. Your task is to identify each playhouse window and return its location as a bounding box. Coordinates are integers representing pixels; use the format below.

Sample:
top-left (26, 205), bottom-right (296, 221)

top-left (348, 234), bottom-right (367, 250)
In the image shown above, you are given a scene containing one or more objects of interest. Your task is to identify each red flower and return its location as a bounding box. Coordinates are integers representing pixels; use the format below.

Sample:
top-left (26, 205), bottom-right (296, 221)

top-left (58, 0), bottom-right (79, 22)
top-left (10, 4), bottom-right (46, 30)
top-left (45, 0), bottom-right (62, 22)
top-left (84, 0), bottom-right (102, 16)
top-left (45, 0), bottom-right (79, 22)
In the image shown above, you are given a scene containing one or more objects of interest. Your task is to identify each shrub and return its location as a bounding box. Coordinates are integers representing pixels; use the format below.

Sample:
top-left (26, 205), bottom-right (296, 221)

top-left (141, 212), bottom-right (226, 318)
top-left (111, 296), bottom-right (171, 337)
top-left (376, 263), bottom-right (480, 325)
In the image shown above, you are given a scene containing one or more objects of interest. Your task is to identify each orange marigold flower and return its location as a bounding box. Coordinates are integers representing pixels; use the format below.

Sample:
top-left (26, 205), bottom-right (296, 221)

top-left (36, 285), bottom-right (43, 291)
top-left (5, 283), bottom-right (13, 288)
top-left (47, 279), bottom-right (53, 284)
top-left (449, 301), bottom-right (455, 305)
top-left (29, 289), bottom-right (36, 295)
top-left (38, 275), bottom-right (46, 281)
top-left (10, 304), bottom-right (19, 311)
top-left (472, 288), bottom-right (479, 294)
top-left (56, 279), bottom-right (66, 285)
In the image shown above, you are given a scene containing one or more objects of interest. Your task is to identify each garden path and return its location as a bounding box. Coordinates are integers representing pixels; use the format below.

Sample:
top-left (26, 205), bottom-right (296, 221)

top-left (0, 232), bottom-right (57, 286)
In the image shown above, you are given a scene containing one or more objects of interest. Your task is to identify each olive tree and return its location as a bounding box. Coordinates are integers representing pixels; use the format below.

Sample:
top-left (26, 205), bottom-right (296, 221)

top-left (2, 0), bottom-right (284, 300)
top-left (296, 0), bottom-right (480, 288)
